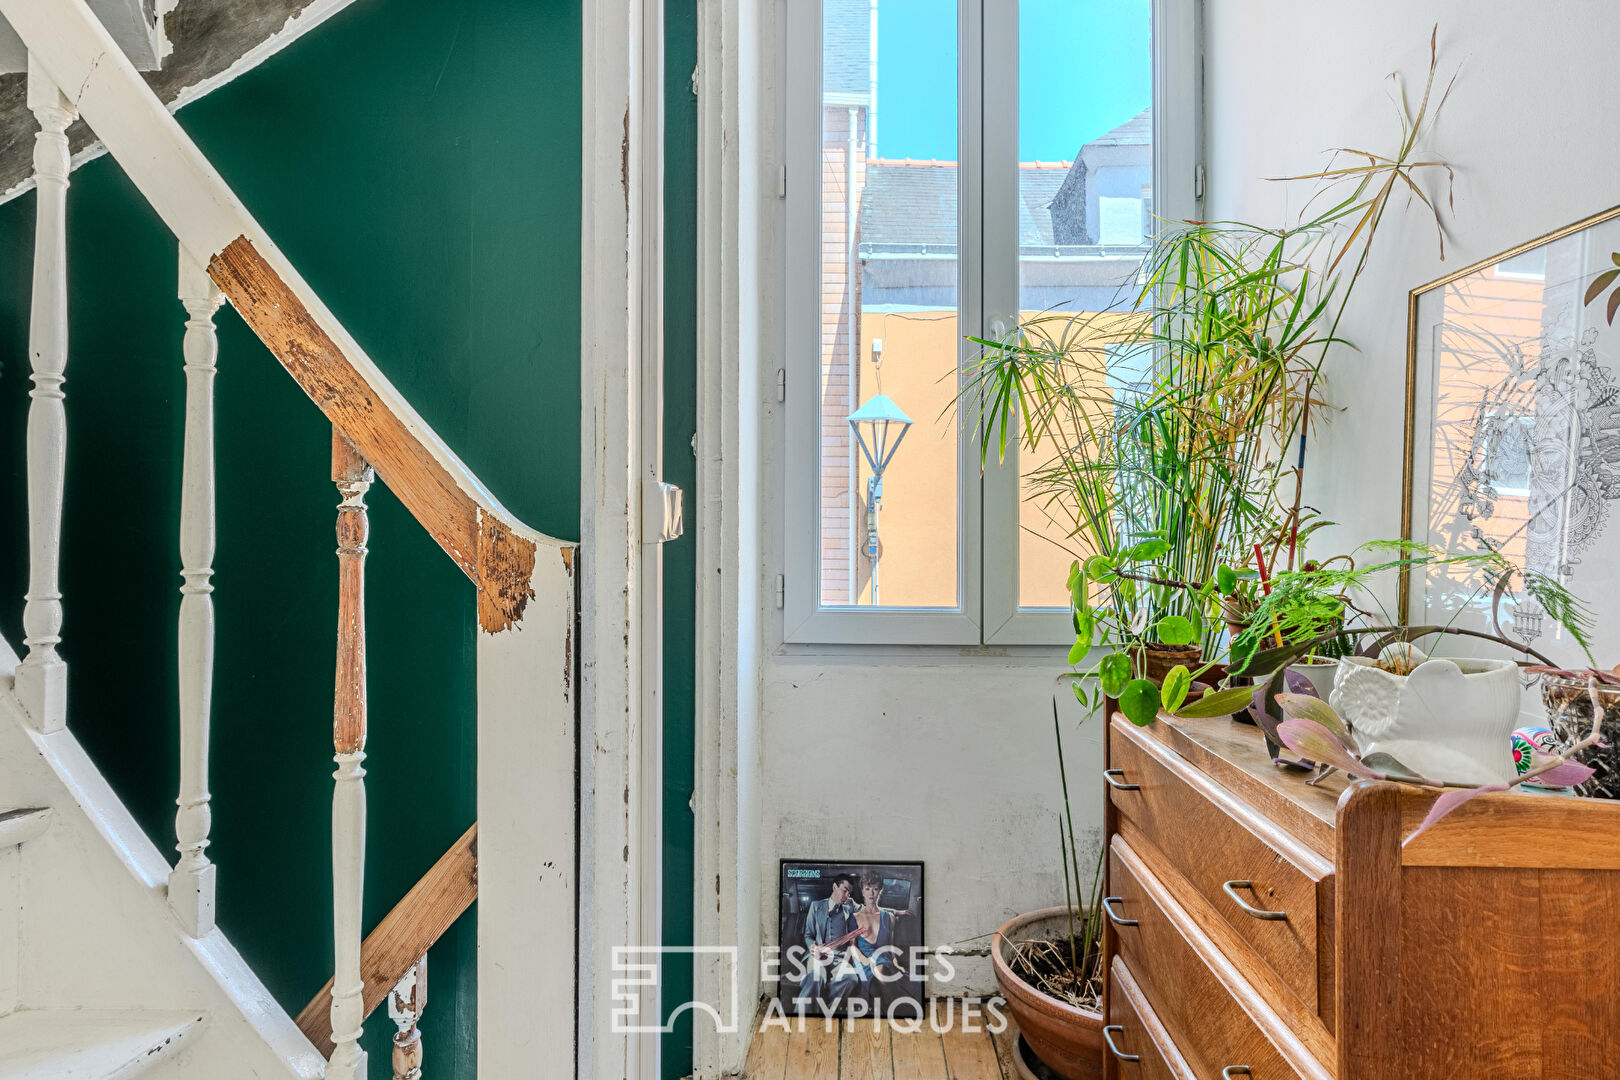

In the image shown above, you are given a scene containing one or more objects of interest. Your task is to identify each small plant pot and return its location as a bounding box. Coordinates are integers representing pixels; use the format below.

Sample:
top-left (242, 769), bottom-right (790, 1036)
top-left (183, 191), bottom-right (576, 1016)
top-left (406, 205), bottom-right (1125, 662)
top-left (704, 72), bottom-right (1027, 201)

top-left (1220, 596), bottom-right (1256, 643)
top-left (992, 908), bottom-right (1103, 1080)
top-left (1132, 642), bottom-right (1203, 684)
top-left (1330, 652), bottom-right (1521, 785)
top-left (1544, 676), bottom-right (1620, 799)
top-left (1289, 659), bottom-right (1339, 702)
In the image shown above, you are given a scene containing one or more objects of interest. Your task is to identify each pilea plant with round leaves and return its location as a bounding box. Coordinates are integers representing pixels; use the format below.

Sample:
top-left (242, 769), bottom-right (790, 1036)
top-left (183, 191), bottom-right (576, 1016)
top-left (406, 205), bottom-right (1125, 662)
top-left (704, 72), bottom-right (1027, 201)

top-left (1065, 537), bottom-right (1232, 726)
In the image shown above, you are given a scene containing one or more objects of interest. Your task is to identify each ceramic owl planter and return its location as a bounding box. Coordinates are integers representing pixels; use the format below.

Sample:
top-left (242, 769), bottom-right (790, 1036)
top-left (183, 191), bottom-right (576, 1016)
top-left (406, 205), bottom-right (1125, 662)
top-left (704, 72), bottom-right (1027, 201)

top-left (1329, 648), bottom-right (1523, 785)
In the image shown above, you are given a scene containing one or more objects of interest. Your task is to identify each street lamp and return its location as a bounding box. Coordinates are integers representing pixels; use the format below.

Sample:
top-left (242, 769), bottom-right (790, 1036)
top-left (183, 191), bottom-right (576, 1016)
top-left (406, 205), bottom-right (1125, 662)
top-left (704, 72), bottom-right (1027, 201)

top-left (846, 393), bottom-right (913, 605)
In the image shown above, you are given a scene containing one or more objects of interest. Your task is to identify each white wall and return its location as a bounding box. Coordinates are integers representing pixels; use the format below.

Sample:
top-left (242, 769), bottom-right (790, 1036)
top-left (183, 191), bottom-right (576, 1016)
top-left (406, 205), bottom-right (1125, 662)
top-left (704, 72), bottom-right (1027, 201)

top-left (1204, 2), bottom-right (1620, 583)
top-left (754, 648), bottom-right (1103, 994)
top-left (749, 0), bottom-right (1110, 999)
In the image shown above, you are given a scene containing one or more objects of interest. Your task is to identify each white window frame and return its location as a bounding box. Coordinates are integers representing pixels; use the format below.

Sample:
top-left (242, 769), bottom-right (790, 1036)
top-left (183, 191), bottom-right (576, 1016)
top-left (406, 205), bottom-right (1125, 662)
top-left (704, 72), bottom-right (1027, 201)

top-left (784, 0), bottom-right (1202, 647)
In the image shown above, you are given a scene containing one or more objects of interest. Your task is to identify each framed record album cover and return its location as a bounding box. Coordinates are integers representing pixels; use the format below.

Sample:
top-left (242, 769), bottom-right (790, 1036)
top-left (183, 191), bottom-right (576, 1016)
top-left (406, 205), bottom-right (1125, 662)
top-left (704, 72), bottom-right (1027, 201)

top-left (776, 859), bottom-right (925, 1017)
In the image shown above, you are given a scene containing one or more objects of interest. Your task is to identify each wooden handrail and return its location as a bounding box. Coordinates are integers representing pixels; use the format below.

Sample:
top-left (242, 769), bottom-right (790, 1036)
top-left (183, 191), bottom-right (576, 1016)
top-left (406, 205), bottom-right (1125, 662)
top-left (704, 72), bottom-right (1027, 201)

top-left (208, 239), bottom-right (556, 633)
top-left (0, 0), bottom-right (573, 634)
top-left (296, 822), bottom-right (479, 1052)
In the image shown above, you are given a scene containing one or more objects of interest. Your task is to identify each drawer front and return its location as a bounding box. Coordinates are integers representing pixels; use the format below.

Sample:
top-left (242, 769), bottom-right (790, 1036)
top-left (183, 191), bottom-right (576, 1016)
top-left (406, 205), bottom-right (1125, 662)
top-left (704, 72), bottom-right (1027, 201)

top-left (1110, 837), bottom-right (1320, 1080)
top-left (1109, 720), bottom-right (1326, 1019)
top-left (1106, 956), bottom-right (1193, 1080)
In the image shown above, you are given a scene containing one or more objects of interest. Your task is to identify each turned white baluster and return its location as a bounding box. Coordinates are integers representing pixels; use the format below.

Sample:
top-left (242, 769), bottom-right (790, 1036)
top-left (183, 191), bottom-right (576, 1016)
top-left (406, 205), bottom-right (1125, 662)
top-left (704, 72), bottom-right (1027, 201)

top-left (169, 248), bottom-right (225, 937)
top-left (328, 430), bottom-right (372, 1080)
top-left (16, 55), bottom-right (77, 733)
top-left (387, 956), bottom-right (426, 1080)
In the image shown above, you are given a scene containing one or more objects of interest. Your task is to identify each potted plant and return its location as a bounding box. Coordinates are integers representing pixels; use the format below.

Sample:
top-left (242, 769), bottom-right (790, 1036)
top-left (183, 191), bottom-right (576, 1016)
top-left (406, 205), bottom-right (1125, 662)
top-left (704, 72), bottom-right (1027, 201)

top-left (1536, 664), bottom-right (1620, 798)
top-left (1268, 686), bottom-right (1603, 840)
top-left (983, 43), bottom-right (1460, 1078)
top-left (965, 45), bottom-right (1453, 725)
top-left (1226, 544), bottom-right (1597, 782)
top-left (991, 704), bottom-right (1105, 1080)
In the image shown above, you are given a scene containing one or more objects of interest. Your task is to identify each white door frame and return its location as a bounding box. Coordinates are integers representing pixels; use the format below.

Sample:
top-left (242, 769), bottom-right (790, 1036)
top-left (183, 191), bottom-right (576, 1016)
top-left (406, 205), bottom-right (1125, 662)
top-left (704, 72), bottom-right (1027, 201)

top-left (636, 0), bottom-right (668, 1074)
top-left (580, 0), bottom-right (665, 1078)
top-left (691, 0), bottom-right (768, 1075)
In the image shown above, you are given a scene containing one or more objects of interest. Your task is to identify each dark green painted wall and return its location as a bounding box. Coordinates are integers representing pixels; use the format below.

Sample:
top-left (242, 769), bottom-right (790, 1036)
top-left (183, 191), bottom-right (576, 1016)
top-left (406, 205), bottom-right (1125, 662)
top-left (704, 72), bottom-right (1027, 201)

top-left (0, 0), bottom-right (583, 1074)
top-left (661, 3), bottom-right (698, 1078)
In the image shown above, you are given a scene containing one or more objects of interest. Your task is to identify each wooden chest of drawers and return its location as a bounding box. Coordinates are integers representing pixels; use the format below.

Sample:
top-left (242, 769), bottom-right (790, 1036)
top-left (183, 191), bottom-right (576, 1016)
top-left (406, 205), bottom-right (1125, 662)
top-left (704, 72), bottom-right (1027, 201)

top-left (1100, 712), bottom-right (1620, 1079)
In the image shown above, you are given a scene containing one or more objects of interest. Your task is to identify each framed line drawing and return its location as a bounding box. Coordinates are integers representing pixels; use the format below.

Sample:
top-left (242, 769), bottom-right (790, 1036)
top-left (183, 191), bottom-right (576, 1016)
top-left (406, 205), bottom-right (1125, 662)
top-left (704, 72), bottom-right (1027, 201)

top-left (1404, 204), bottom-right (1620, 688)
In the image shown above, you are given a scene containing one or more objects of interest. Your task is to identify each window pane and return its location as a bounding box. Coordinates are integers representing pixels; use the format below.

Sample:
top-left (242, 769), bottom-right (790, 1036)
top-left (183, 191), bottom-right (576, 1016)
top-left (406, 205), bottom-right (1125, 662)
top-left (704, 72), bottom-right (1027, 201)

top-left (818, 0), bottom-right (960, 609)
top-left (1015, 0), bottom-right (1153, 609)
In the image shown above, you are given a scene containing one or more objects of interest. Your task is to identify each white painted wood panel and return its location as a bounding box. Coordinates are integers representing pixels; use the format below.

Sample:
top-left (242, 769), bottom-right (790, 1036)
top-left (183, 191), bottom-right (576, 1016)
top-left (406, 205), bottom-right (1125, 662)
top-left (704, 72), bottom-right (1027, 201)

top-left (477, 541), bottom-right (578, 1080)
top-left (0, 1009), bottom-right (204, 1079)
top-left (691, 0), bottom-right (767, 1074)
top-left (0, 846), bottom-right (17, 1014)
top-left (579, 1), bottom-right (652, 1077)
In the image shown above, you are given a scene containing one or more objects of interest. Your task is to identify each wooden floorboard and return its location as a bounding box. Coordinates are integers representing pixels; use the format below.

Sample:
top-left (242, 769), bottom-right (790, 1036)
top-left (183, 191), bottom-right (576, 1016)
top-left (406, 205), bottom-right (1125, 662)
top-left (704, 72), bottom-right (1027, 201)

top-left (783, 1022), bottom-right (841, 1080)
top-left (988, 1021), bottom-right (1021, 1080)
top-left (941, 1025), bottom-right (1005, 1079)
top-left (841, 1020), bottom-right (892, 1080)
top-left (744, 1022), bottom-right (792, 1080)
top-left (889, 1027), bottom-right (949, 1080)
top-left (741, 1017), bottom-right (1010, 1080)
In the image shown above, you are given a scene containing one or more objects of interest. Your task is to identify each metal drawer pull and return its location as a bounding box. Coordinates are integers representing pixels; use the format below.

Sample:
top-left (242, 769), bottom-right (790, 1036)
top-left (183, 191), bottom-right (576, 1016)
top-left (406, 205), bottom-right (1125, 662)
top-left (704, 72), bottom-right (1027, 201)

top-left (1223, 1068), bottom-right (1253, 1078)
top-left (1101, 1025), bottom-right (1140, 1063)
top-left (1102, 768), bottom-right (1140, 791)
top-left (1222, 879), bottom-right (1288, 921)
top-left (1101, 896), bottom-right (1138, 927)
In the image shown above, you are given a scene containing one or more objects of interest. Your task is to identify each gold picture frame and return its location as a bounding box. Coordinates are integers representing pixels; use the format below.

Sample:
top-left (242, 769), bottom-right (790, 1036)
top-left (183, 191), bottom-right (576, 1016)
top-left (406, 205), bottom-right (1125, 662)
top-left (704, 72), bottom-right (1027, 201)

top-left (1400, 202), bottom-right (1620, 647)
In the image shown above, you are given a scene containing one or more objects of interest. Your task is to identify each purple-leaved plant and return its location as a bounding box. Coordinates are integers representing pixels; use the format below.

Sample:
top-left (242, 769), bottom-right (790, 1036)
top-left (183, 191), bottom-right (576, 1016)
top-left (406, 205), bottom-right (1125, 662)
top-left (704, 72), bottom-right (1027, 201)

top-left (1271, 680), bottom-right (1607, 845)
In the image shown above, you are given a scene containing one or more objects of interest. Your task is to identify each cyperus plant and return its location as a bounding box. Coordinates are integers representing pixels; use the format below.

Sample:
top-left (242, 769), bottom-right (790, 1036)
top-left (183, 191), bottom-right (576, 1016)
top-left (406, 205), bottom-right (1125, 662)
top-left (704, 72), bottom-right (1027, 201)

top-left (965, 31), bottom-right (1457, 726)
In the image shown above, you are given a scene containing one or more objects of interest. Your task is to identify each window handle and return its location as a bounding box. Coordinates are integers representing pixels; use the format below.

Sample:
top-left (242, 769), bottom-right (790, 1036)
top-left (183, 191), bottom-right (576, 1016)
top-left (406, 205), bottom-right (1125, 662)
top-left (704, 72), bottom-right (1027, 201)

top-left (1102, 768), bottom-right (1139, 791)
top-left (1102, 1025), bottom-right (1140, 1063)
top-left (1101, 896), bottom-right (1138, 928)
top-left (1222, 880), bottom-right (1287, 921)
top-left (1223, 1068), bottom-right (1253, 1078)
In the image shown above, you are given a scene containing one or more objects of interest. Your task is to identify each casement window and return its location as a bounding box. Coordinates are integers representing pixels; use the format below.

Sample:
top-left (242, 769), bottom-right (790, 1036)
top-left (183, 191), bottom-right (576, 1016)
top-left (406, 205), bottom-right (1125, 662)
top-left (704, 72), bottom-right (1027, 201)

top-left (783, 0), bottom-right (1201, 645)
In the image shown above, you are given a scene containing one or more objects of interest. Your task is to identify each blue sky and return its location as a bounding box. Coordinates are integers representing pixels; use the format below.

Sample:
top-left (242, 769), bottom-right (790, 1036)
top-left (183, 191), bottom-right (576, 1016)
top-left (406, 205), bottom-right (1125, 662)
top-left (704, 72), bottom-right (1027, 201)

top-left (872, 0), bottom-right (1152, 162)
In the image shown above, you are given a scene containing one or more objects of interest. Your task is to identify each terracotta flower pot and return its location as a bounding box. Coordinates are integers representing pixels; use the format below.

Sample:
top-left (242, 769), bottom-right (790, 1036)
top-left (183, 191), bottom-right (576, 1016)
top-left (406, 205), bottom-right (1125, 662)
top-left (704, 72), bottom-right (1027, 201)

top-left (1132, 642), bottom-right (1202, 684)
top-left (991, 908), bottom-right (1103, 1080)
top-left (1220, 595), bottom-right (1256, 643)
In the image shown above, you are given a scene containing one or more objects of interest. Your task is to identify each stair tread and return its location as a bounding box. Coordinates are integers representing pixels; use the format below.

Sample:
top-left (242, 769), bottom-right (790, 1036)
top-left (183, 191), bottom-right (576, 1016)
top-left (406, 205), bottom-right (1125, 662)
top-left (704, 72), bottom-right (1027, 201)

top-left (0, 1009), bottom-right (204, 1080)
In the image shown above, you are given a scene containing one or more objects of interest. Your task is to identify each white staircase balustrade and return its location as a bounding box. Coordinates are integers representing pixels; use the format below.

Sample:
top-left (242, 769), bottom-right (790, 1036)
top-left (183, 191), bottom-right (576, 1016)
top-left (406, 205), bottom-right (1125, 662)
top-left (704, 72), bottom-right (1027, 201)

top-left (15, 56), bottom-right (74, 735)
top-left (169, 246), bottom-right (225, 939)
top-left (387, 956), bottom-right (426, 1080)
top-left (0, 1), bottom-right (581, 1075)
